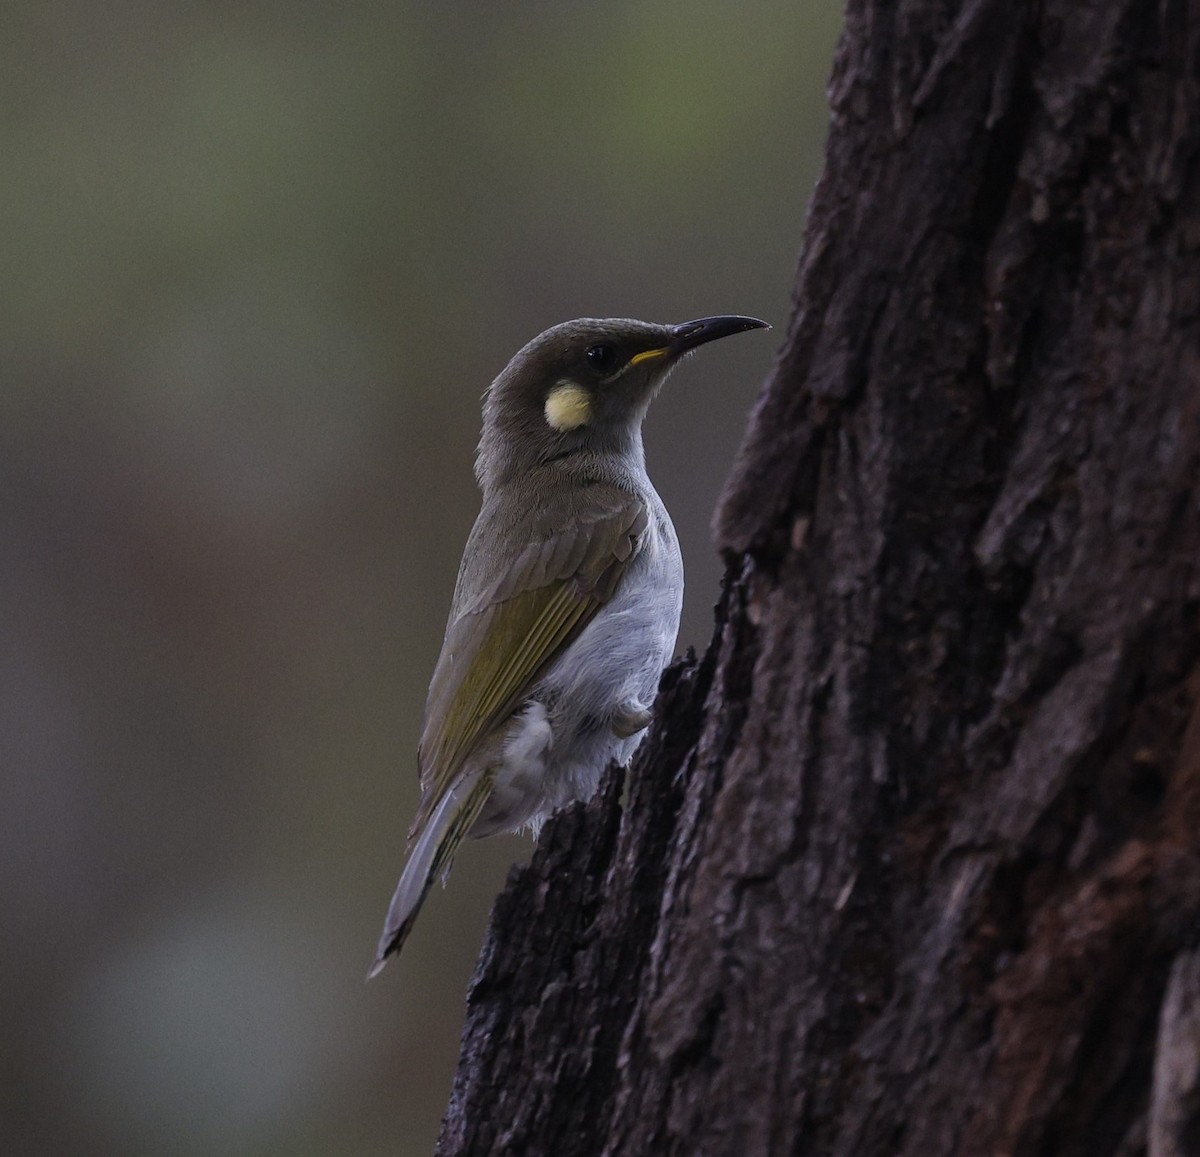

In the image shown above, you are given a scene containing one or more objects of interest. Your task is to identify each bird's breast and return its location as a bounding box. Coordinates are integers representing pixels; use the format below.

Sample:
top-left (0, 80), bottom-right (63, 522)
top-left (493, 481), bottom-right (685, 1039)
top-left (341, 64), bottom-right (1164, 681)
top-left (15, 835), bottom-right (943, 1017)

top-left (544, 504), bottom-right (682, 722)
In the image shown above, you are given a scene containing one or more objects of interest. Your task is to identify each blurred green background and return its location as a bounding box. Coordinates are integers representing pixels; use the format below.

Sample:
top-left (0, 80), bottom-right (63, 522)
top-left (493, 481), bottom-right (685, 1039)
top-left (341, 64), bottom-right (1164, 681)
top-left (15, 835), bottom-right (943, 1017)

top-left (3, 1), bottom-right (842, 1153)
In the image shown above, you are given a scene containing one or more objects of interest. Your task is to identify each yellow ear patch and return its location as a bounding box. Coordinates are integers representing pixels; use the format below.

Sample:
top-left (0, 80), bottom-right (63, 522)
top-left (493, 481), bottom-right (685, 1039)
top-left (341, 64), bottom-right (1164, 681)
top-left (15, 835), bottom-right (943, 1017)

top-left (544, 382), bottom-right (592, 430)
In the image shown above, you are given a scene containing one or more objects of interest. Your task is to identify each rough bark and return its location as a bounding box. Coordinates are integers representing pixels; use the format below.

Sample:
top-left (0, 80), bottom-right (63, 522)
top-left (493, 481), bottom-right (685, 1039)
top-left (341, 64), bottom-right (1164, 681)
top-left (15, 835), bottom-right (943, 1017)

top-left (438, 2), bottom-right (1200, 1154)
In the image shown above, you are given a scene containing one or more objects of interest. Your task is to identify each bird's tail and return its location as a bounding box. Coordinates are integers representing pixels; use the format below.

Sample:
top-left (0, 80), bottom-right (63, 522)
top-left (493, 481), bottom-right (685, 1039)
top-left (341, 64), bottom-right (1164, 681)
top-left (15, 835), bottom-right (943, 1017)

top-left (368, 769), bottom-right (491, 978)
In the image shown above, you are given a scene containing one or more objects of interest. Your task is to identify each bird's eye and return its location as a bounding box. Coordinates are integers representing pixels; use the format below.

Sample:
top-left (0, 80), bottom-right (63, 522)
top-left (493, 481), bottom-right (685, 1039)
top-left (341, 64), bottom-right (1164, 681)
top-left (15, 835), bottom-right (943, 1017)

top-left (585, 343), bottom-right (619, 373)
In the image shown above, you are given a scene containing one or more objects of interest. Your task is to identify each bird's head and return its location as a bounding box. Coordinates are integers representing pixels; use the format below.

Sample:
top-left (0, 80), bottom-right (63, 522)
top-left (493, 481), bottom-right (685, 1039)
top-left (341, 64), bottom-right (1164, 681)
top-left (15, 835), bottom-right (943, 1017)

top-left (476, 315), bottom-right (769, 490)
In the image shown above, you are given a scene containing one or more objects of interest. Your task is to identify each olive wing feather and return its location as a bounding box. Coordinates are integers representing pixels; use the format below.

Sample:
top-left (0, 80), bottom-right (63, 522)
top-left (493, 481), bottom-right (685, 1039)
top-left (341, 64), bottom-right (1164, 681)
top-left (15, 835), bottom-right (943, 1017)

top-left (410, 487), bottom-right (649, 839)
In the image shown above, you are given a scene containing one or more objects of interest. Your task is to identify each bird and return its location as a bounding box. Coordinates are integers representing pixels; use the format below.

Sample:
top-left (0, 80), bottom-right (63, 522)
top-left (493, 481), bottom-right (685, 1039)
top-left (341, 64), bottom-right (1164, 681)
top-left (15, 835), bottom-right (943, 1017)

top-left (370, 314), bottom-right (770, 976)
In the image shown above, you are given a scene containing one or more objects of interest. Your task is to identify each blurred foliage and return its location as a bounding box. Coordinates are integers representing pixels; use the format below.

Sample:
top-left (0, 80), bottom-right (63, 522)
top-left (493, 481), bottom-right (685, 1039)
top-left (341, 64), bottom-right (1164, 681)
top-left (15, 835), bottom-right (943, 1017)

top-left (2, 1), bottom-right (842, 1153)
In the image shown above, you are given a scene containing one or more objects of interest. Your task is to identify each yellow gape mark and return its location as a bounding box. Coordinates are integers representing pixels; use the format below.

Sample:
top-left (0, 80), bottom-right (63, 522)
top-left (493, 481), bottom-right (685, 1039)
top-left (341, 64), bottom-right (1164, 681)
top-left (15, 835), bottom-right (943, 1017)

top-left (629, 347), bottom-right (668, 367)
top-left (544, 382), bottom-right (592, 430)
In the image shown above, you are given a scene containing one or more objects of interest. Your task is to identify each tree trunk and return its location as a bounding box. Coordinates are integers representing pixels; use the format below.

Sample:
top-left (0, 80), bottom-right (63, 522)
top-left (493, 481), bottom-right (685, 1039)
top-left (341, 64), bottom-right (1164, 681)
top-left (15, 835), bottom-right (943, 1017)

top-left (437, 2), bottom-right (1200, 1154)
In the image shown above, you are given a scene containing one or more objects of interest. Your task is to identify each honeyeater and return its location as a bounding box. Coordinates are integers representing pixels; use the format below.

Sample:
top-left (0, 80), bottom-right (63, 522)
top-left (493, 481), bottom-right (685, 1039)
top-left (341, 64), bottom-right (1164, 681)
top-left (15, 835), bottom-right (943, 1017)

top-left (371, 314), bottom-right (769, 975)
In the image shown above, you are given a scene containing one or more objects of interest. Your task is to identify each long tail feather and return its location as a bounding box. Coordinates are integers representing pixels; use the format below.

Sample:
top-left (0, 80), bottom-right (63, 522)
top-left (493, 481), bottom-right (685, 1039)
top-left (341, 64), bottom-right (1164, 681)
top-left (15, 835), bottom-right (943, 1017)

top-left (368, 770), bottom-right (491, 978)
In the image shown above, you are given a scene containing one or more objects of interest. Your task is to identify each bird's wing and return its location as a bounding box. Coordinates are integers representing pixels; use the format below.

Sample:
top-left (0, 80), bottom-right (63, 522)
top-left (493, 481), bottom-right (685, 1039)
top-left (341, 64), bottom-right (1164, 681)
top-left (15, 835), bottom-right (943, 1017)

top-left (410, 486), bottom-right (649, 840)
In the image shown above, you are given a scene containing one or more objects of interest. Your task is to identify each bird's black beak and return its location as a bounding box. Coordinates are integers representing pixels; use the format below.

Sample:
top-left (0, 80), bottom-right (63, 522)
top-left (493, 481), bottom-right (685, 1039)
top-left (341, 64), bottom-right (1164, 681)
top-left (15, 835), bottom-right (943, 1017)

top-left (668, 315), bottom-right (770, 358)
